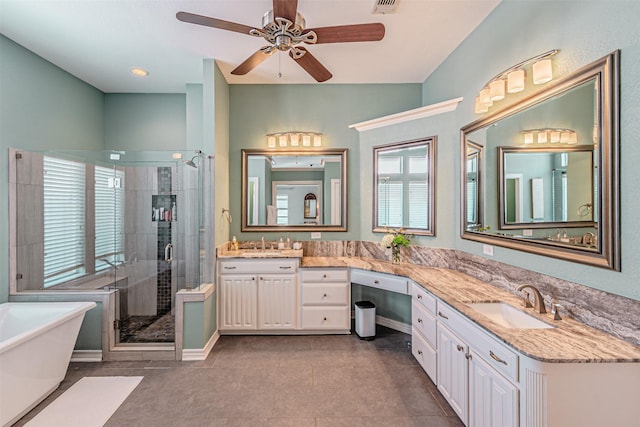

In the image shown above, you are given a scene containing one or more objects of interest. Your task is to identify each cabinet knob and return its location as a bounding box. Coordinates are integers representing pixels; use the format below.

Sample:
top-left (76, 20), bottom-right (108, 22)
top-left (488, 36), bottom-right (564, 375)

top-left (417, 294), bottom-right (422, 299)
top-left (323, 293), bottom-right (327, 298)
top-left (323, 274), bottom-right (327, 278)
top-left (417, 318), bottom-right (423, 323)
top-left (323, 317), bottom-right (327, 321)
top-left (374, 280), bottom-right (379, 284)
top-left (417, 350), bottom-right (423, 355)
top-left (457, 344), bottom-right (464, 352)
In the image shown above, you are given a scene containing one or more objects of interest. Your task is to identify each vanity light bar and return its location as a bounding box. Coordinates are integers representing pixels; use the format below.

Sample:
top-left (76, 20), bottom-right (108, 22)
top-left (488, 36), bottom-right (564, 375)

top-left (475, 49), bottom-right (560, 114)
top-left (521, 128), bottom-right (577, 145)
top-left (266, 132), bottom-right (323, 148)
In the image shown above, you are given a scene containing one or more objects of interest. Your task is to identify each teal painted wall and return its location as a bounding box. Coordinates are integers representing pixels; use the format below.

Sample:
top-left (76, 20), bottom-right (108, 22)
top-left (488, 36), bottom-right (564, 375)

top-left (419, 0), bottom-right (640, 300)
top-left (183, 302), bottom-right (204, 349)
top-left (352, 285), bottom-right (411, 325)
top-left (228, 84), bottom-right (422, 242)
top-left (104, 93), bottom-right (187, 150)
top-left (0, 35), bottom-right (105, 303)
top-left (183, 291), bottom-right (217, 349)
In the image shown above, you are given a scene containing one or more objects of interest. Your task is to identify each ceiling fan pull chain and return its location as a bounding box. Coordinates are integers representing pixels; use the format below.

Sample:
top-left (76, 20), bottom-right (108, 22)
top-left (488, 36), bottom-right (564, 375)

top-left (278, 51), bottom-right (282, 78)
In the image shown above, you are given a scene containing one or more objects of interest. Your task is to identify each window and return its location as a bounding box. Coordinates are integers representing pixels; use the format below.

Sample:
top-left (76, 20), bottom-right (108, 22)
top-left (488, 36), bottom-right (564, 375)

top-left (43, 156), bottom-right (86, 287)
top-left (95, 166), bottom-right (125, 272)
top-left (373, 138), bottom-right (436, 236)
top-left (276, 194), bottom-right (289, 225)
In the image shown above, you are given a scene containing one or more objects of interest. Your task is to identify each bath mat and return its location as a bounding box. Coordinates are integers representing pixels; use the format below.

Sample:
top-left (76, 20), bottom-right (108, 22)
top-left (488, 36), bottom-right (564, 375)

top-left (25, 376), bottom-right (143, 427)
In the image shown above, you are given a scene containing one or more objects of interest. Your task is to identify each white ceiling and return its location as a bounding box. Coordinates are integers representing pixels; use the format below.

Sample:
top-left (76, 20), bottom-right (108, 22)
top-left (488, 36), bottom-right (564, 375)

top-left (0, 0), bottom-right (500, 93)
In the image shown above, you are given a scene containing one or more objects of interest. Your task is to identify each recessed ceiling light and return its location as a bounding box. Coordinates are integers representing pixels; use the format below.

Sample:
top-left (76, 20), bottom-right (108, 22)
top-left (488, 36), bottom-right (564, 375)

top-left (130, 67), bottom-right (149, 77)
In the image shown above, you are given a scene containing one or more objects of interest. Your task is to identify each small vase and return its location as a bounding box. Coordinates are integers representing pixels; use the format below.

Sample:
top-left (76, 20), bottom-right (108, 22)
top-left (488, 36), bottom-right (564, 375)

top-left (391, 245), bottom-right (401, 264)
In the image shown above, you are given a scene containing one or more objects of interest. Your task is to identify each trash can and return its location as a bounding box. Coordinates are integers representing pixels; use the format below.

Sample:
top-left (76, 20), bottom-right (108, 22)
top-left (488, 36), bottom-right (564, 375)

top-left (355, 301), bottom-right (376, 340)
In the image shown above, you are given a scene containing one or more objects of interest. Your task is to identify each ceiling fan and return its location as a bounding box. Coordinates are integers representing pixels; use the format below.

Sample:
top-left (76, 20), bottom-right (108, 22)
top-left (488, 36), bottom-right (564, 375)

top-left (176, 0), bottom-right (385, 82)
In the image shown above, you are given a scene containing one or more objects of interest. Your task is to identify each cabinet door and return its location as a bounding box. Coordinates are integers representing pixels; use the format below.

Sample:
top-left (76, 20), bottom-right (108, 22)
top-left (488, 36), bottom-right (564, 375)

top-left (258, 274), bottom-right (297, 329)
top-left (219, 274), bottom-right (257, 330)
top-left (469, 350), bottom-right (518, 427)
top-left (437, 323), bottom-right (469, 425)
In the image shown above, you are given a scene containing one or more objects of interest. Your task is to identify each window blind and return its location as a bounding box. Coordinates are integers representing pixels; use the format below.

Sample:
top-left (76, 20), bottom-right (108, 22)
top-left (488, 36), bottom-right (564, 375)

top-left (95, 166), bottom-right (125, 271)
top-left (43, 156), bottom-right (86, 287)
top-left (276, 194), bottom-right (289, 225)
top-left (409, 181), bottom-right (428, 228)
top-left (377, 180), bottom-right (403, 227)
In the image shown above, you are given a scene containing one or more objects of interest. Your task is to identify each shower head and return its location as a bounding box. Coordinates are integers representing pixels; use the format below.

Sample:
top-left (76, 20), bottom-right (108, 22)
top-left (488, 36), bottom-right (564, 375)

top-left (183, 158), bottom-right (198, 168)
top-left (183, 150), bottom-right (202, 168)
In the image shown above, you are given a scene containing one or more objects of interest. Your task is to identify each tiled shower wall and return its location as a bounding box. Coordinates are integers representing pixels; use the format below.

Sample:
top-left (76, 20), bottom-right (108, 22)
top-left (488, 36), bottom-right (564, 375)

top-left (302, 240), bottom-right (640, 347)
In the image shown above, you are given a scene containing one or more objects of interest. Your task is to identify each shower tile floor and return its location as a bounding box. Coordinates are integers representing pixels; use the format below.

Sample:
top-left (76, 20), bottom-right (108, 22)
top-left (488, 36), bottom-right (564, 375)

top-left (119, 314), bottom-right (175, 343)
top-left (16, 325), bottom-right (464, 427)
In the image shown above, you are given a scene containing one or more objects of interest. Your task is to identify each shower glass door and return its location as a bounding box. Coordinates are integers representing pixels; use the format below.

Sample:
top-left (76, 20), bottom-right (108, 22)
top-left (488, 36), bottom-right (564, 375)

top-left (11, 148), bottom-right (212, 347)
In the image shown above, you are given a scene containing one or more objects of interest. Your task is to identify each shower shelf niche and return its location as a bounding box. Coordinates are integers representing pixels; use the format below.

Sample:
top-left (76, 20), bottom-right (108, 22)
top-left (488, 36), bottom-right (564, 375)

top-left (152, 195), bottom-right (177, 222)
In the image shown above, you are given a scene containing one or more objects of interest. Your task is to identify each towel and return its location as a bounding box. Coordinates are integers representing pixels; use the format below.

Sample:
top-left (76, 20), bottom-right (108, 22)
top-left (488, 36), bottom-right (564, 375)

top-left (267, 205), bottom-right (277, 225)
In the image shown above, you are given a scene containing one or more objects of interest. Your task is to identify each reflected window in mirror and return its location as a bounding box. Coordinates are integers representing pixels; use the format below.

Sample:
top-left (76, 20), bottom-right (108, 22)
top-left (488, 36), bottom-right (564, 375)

top-left (241, 149), bottom-right (348, 232)
top-left (373, 137), bottom-right (436, 236)
top-left (466, 142), bottom-right (483, 229)
top-left (460, 51), bottom-right (619, 270)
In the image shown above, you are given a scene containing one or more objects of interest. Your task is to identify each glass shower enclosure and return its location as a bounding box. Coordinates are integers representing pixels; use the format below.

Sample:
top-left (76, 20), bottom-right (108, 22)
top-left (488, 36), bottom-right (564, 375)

top-left (12, 149), bottom-right (213, 347)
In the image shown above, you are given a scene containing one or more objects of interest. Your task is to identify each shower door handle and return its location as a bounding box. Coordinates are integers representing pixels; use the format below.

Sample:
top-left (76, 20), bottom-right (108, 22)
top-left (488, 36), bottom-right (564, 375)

top-left (165, 243), bottom-right (173, 263)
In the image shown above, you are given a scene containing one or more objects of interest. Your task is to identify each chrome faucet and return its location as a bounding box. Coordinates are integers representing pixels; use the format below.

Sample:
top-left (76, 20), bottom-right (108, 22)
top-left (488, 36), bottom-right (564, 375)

top-left (516, 284), bottom-right (547, 314)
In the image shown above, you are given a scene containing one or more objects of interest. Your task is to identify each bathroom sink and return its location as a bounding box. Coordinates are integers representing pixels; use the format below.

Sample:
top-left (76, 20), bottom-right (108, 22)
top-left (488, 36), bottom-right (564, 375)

top-left (222, 249), bottom-right (304, 258)
top-left (467, 302), bottom-right (555, 329)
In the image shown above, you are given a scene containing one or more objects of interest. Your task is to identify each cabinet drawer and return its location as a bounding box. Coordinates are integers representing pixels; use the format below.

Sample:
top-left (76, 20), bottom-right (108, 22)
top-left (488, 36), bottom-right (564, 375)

top-left (219, 259), bottom-right (298, 274)
top-left (301, 306), bottom-right (350, 330)
top-left (351, 269), bottom-right (409, 294)
top-left (301, 283), bottom-right (349, 306)
top-left (467, 325), bottom-right (519, 383)
top-left (412, 326), bottom-right (437, 383)
top-left (412, 282), bottom-right (436, 314)
top-left (302, 268), bottom-right (349, 283)
top-left (435, 301), bottom-right (470, 337)
top-left (412, 300), bottom-right (437, 347)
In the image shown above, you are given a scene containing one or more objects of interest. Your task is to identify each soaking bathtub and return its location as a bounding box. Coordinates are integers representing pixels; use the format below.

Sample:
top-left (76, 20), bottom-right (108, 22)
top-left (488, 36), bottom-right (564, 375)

top-left (0, 301), bottom-right (96, 427)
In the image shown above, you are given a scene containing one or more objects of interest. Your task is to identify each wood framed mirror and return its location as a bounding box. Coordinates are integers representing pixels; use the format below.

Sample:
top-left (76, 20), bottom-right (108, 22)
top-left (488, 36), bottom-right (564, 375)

top-left (241, 148), bottom-right (348, 232)
top-left (460, 51), bottom-right (620, 270)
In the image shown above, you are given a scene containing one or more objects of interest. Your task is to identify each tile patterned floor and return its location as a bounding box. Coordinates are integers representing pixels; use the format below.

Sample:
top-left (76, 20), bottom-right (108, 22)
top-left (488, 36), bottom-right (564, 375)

top-left (16, 326), bottom-right (464, 427)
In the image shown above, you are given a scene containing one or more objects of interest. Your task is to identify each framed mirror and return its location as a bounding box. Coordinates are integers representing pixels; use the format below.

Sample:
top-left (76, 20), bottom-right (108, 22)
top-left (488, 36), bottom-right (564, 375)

top-left (373, 137), bottom-right (436, 236)
top-left (461, 51), bottom-right (619, 270)
top-left (241, 148), bottom-right (348, 231)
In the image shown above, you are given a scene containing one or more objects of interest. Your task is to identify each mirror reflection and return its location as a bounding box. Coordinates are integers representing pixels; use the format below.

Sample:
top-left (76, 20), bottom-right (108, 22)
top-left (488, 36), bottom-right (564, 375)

top-left (242, 149), bottom-right (348, 231)
top-left (461, 51), bottom-right (619, 270)
top-left (499, 146), bottom-right (595, 228)
top-left (373, 137), bottom-right (436, 236)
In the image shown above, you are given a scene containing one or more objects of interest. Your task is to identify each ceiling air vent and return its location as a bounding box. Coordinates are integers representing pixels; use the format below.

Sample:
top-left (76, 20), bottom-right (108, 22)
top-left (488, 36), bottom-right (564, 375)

top-left (372, 0), bottom-right (398, 14)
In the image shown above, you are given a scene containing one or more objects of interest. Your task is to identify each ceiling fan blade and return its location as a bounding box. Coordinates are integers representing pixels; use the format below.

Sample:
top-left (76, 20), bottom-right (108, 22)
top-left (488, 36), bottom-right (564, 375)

top-left (176, 11), bottom-right (255, 35)
top-left (306, 23), bottom-right (385, 44)
top-left (289, 47), bottom-right (332, 83)
top-left (273, 0), bottom-right (298, 22)
top-left (231, 48), bottom-right (276, 75)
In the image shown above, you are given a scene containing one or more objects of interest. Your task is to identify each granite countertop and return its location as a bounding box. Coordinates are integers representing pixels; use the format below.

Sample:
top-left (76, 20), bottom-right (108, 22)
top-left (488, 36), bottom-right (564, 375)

top-left (301, 256), bottom-right (640, 364)
top-left (217, 247), bottom-right (303, 259)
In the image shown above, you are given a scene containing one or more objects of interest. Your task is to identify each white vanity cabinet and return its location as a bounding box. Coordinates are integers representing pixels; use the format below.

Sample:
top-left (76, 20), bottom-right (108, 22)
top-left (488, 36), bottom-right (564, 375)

top-left (219, 273), bottom-right (257, 330)
top-left (411, 283), bottom-right (438, 382)
top-left (257, 274), bottom-right (297, 329)
top-left (218, 258), bottom-right (298, 332)
top-left (300, 268), bottom-right (350, 332)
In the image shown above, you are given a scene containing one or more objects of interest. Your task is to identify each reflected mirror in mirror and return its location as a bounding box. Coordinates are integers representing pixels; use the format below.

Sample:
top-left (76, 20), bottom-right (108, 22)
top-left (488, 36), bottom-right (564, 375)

top-left (499, 146), bottom-right (595, 228)
top-left (373, 137), bottom-right (436, 236)
top-left (241, 149), bottom-right (348, 231)
top-left (460, 51), bottom-right (619, 270)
